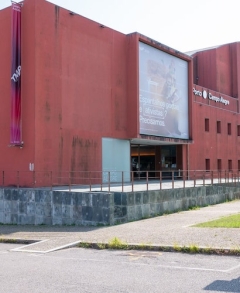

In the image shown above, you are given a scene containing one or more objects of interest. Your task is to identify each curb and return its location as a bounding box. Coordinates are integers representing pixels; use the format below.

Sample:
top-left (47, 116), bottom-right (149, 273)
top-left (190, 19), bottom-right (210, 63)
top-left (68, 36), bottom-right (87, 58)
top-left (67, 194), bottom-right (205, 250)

top-left (0, 238), bottom-right (38, 245)
top-left (1, 238), bottom-right (240, 256)
top-left (77, 241), bottom-right (240, 256)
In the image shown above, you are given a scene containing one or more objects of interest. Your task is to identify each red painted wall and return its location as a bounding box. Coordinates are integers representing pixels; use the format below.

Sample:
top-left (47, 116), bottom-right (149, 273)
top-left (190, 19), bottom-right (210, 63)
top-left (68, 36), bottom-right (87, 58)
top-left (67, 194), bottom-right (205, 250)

top-left (126, 33), bottom-right (139, 138)
top-left (193, 42), bottom-right (240, 98)
top-left (189, 84), bottom-right (240, 171)
top-left (0, 2), bottom-right (36, 186)
top-left (0, 0), bottom-right (130, 186)
top-left (33, 0), bottom-right (131, 184)
top-left (193, 49), bottom-right (217, 92)
top-left (190, 42), bottom-right (240, 173)
top-left (1, 0), bottom-right (240, 186)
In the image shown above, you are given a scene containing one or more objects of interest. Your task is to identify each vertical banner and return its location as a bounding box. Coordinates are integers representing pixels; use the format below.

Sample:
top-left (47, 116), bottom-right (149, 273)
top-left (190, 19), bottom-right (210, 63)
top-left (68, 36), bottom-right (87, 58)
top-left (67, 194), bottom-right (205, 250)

top-left (10, 2), bottom-right (22, 145)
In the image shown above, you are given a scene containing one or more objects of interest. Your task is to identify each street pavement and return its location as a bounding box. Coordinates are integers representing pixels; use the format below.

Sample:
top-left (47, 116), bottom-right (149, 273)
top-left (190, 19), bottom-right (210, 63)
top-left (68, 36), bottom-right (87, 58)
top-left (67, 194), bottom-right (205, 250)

top-left (0, 200), bottom-right (240, 254)
top-left (1, 244), bottom-right (240, 293)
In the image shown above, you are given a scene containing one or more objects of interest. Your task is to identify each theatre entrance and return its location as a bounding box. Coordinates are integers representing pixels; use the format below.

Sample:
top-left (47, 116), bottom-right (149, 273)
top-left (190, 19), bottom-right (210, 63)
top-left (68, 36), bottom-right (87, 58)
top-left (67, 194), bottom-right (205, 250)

top-left (131, 144), bottom-right (183, 178)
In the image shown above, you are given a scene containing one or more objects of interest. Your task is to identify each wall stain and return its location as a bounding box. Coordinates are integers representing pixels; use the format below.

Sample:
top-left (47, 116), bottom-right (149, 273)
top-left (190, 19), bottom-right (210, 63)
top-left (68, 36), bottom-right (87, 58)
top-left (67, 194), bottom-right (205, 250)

top-left (114, 93), bottom-right (126, 131)
top-left (45, 101), bottom-right (51, 121)
top-left (55, 5), bottom-right (59, 32)
top-left (58, 113), bottom-right (62, 123)
top-left (71, 136), bottom-right (98, 174)
top-left (58, 136), bottom-right (63, 171)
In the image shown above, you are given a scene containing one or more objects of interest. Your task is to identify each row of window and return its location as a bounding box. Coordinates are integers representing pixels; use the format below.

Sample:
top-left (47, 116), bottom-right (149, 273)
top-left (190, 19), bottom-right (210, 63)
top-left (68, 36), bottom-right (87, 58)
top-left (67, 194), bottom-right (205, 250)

top-left (205, 159), bottom-right (240, 171)
top-left (205, 119), bottom-right (240, 135)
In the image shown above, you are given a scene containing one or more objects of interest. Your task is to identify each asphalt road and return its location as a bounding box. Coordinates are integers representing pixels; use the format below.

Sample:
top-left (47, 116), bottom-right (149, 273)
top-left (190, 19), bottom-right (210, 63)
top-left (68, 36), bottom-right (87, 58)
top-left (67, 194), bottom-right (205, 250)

top-left (0, 243), bottom-right (240, 293)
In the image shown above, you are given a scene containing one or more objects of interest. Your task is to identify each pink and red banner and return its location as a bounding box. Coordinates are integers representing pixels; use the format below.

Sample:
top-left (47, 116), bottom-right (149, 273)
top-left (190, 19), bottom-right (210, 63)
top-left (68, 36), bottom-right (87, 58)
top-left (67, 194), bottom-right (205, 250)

top-left (10, 2), bottom-right (22, 145)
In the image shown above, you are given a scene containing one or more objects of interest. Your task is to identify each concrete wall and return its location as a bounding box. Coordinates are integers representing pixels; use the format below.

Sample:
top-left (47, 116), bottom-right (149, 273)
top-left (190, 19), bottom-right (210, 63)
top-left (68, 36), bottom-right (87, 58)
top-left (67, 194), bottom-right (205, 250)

top-left (114, 184), bottom-right (240, 224)
top-left (0, 189), bottom-right (113, 226)
top-left (0, 184), bottom-right (240, 226)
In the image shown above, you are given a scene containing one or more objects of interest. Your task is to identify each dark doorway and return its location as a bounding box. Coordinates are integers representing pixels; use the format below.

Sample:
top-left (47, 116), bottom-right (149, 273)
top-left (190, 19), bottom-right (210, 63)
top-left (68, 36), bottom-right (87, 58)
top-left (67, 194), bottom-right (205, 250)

top-left (131, 145), bottom-right (155, 178)
top-left (131, 144), bottom-right (183, 179)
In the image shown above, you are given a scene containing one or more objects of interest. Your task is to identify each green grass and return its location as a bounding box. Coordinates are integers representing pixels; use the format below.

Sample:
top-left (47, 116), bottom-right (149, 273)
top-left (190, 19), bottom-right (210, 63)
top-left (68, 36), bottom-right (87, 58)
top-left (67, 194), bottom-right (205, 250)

top-left (188, 206), bottom-right (200, 211)
top-left (195, 213), bottom-right (240, 228)
top-left (108, 237), bottom-right (128, 249)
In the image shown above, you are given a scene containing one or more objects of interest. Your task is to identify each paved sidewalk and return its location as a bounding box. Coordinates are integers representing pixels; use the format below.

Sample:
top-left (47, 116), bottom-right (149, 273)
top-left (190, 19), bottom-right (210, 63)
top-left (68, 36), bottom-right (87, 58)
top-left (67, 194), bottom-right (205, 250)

top-left (55, 178), bottom-right (230, 192)
top-left (0, 200), bottom-right (240, 253)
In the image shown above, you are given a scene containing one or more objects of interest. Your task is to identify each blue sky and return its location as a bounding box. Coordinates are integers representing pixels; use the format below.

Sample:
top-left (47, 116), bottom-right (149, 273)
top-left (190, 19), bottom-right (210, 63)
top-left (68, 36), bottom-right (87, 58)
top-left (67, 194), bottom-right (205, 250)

top-left (1, 0), bottom-right (239, 52)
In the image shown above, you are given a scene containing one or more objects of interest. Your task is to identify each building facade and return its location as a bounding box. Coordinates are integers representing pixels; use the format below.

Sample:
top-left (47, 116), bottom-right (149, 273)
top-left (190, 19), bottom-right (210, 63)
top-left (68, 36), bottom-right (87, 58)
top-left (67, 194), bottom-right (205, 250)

top-left (190, 43), bottom-right (240, 172)
top-left (0, 0), bottom-right (240, 187)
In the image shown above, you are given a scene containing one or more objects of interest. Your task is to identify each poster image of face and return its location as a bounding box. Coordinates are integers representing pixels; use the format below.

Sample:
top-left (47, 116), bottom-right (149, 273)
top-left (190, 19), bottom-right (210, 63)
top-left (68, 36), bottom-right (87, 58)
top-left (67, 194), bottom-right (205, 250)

top-left (139, 42), bottom-right (189, 139)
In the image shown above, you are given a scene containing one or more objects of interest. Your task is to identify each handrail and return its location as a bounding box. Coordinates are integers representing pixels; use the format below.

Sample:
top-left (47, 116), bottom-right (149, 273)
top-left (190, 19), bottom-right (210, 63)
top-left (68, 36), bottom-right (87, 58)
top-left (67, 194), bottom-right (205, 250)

top-left (0, 169), bottom-right (239, 192)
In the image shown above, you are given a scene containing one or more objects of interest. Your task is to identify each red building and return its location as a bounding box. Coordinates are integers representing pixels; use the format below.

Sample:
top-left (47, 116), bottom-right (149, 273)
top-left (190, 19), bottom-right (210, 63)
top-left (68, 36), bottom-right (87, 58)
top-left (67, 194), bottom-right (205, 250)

top-left (0, 0), bottom-right (239, 187)
top-left (190, 43), bottom-right (240, 173)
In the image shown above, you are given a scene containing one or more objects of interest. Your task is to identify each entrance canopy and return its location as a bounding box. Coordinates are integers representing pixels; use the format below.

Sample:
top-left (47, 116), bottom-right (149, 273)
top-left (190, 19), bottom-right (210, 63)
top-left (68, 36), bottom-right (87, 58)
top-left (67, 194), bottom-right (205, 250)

top-left (131, 136), bottom-right (192, 146)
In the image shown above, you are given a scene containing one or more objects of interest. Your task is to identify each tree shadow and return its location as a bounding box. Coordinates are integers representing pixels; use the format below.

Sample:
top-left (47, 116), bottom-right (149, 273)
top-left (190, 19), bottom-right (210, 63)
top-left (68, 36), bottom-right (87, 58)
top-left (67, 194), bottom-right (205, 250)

top-left (204, 277), bottom-right (240, 292)
top-left (0, 224), bottom-right (106, 235)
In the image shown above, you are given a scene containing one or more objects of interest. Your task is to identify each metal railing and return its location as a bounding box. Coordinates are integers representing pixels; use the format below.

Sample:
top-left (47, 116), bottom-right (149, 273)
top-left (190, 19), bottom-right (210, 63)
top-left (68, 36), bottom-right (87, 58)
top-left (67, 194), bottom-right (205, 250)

top-left (0, 169), bottom-right (240, 192)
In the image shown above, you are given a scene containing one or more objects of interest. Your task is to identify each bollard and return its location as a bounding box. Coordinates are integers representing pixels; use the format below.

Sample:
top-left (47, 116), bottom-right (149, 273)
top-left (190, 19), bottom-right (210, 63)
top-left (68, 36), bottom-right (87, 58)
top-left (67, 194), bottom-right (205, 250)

top-left (146, 171), bottom-right (149, 191)
top-left (160, 171), bottom-right (162, 190)
top-left (131, 171), bottom-right (134, 192)
top-left (122, 171), bottom-right (124, 192)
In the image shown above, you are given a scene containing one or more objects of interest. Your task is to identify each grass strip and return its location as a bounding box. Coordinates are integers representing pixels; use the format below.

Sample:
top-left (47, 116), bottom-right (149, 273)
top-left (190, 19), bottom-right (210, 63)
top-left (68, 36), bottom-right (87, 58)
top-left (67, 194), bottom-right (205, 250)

top-left (195, 213), bottom-right (240, 228)
top-left (78, 237), bottom-right (240, 256)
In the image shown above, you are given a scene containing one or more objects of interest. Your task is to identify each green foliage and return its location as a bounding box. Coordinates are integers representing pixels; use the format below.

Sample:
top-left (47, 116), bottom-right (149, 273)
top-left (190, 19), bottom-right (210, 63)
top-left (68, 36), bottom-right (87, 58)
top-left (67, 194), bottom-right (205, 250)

top-left (0, 238), bottom-right (17, 243)
top-left (173, 243), bottom-right (181, 252)
top-left (231, 246), bottom-right (240, 255)
top-left (78, 242), bottom-right (91, 248)
top-left (195, 213), bottom-right (240, 228)
top-left (97, 243), bottom-right (106, 249)
top-left (138, 242), bottom-right (152, 250)
top-left (108, 237), bottom-right (128, 249)
top-left (188, 244), bottom-right (199, 253)
top-left (188, 206), bottom-right (200, 210)
top-left (173, 243), bottom-right (199, 253)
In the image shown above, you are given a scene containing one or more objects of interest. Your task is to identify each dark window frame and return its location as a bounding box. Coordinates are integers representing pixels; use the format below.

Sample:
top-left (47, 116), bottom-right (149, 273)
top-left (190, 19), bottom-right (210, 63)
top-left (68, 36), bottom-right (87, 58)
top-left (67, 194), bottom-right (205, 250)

top-left (237, 125), bottom-right (240, 136)
top-left (227, 123), bottom-right (231, 135)
top-left (217, 121), bottom-right (221, 134)
top-left (205, 159), bottom-right (210, 171)
top-left (205, 118), bottom-right (209, 132)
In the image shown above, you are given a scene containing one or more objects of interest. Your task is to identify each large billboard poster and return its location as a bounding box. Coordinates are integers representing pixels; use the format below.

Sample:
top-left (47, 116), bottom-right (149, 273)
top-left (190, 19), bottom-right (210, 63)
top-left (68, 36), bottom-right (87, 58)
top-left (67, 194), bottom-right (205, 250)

top-left (10, 2), bottom-right (22, 145)
top-left (139, 42), bottom-right (189, 139)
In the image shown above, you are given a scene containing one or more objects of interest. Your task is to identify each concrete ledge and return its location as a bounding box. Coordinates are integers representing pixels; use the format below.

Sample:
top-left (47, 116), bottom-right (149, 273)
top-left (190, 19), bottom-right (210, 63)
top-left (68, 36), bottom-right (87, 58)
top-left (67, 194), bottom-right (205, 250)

top-left (0, 183), bottom-right (240, 226)
top-left (113, 184), bottom-right (240, 224)
top-left (0, 189), bottom-right (113, 226)
top-left (77, 241), bottom-right (240, 256)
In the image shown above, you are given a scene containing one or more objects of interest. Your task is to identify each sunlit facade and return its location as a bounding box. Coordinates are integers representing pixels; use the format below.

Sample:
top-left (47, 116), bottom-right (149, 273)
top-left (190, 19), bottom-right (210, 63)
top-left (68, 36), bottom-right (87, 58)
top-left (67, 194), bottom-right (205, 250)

top-left (0, 0), bottom-right (240, 187)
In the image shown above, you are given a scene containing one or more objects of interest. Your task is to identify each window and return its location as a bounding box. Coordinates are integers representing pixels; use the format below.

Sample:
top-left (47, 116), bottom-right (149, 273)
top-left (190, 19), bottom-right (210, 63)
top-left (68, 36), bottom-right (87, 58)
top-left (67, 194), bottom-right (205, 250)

top-left (217, 159), bottom-right (222, 171)
top-left (217, 121), bottom-right (221, 133)
top-left (205, 159), bottom-right (210, 171)
top-left (205, 118), bottom-right (209, 132)
top-left (238, 160), bottom-right (240, 171)
top-left (228, 160), bottom-right (232, 171)
top-left (237, 125), bottom-right (240, 136)
top-left (227, 123), bottom-right (231, 135)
